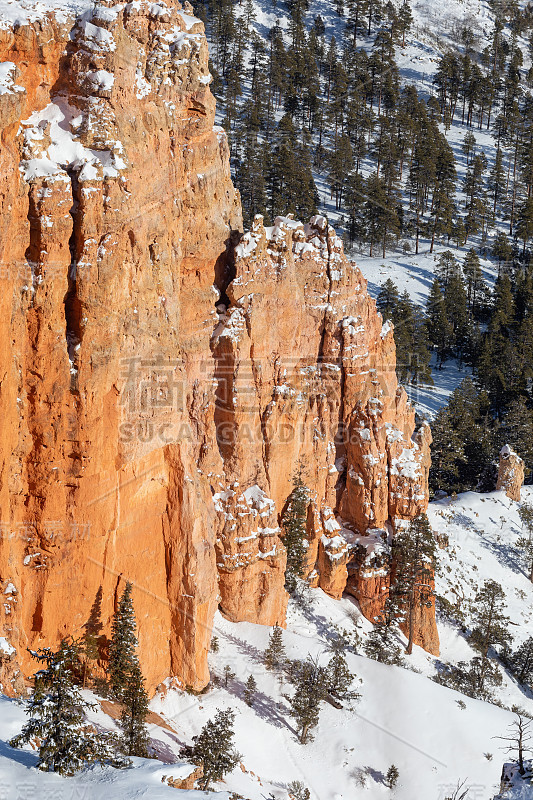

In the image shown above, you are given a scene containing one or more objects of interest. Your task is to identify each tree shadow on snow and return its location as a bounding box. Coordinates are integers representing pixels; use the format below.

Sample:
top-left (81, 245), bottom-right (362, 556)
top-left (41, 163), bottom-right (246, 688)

top-left (220, 630), bottom-right (266, 666)
top-left (148, 737), bottom-right (183, 764)
top-left (0, 738), bottom-right (39, 769)
top-left (226, 677), bottom-right (296, 735)
top-left (366, 766), bottom-right (386, 784)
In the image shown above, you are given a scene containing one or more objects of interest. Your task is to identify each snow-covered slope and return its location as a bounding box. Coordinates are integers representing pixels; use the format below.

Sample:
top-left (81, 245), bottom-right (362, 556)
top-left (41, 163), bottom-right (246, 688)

top-left (0, 0), bottom-right (93, 27)
top-left (2, 489), bottom-right (532, 800)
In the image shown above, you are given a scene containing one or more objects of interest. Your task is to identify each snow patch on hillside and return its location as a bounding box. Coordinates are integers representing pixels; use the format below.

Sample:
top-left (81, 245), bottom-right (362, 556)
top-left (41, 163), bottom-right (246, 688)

top-left (0, 0), bottom-right (93, 28)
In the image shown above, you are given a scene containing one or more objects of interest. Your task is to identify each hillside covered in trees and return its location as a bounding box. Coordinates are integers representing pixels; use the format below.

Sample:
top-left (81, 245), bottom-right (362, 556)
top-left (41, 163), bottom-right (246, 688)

top-left (197, 0), bottom-right (533, 493)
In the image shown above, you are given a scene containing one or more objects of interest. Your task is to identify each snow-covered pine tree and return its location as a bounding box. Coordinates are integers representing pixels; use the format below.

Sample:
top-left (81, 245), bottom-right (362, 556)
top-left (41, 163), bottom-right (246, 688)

top-left (180, 708), bottom-right (241, 791)
top-left (109, 581), bottom-right (138, 699)
top-left (326, 648), bottom-right (359, 701)
top-left (264, 624), bottom-right (286, 670)
top-left (386, 764), bottom-right (400, 788)
top-left (243, 674), bottom-right (257, 706)
top-left (119, 658), bottom-right (150, 757)
top-left (363, 622), bottom-right (404, 666)
top-left (391, 514), bottom-right (438, 655)
top-left (288, 656), bottom-right (328, 744)
top-left (10, 640), bottom-right (128, 775)
top-left (282, 462), bottom-right (309, 592)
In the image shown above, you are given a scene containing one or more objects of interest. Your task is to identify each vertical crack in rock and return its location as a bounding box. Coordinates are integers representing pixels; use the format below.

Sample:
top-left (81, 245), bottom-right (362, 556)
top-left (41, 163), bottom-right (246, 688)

top-left (64, 169), bottom-right (83, 392)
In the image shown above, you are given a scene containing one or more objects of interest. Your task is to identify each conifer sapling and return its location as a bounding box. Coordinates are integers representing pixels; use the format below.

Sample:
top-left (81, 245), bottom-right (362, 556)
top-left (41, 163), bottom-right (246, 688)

top-left (180, 708), bottom-right (241, 791)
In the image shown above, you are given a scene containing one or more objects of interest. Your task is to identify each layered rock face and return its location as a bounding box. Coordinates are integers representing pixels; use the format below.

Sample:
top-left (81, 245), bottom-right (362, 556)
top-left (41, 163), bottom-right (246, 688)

top-left (0, 0), bottom-right (241, 692)
top-left (0, 0), bottom-right (435, 695)
top-left (212, 214), bottom-right (437, 653)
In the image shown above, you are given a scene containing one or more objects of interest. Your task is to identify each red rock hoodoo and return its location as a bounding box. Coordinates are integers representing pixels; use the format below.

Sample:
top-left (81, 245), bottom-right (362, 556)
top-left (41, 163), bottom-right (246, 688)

top-left (0, 0), bottom-right (437, 695)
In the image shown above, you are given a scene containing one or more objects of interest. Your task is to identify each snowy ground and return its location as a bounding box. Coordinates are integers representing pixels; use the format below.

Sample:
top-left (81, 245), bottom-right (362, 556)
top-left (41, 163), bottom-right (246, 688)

top-left (2, 489), bottom-right (532, 800)
top-left (354, 246), bottom-right (493, 419)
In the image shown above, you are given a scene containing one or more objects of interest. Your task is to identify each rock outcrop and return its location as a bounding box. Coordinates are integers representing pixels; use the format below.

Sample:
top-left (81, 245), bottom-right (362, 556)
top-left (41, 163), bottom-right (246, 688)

top-left (0, 0), bottom-right (240, 692)
top-left (0, 0), bottom-right (436, 694)
top-left (496, 444), bottom-right (525, 502)
top-left (212, 214), bottom-right (438, 653)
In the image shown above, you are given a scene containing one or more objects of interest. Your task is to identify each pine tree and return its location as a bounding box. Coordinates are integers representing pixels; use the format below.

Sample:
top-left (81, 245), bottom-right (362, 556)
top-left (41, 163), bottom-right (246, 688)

top-left (288, 656), bottom-right (328, 744)
top-left (488, 146), bottom-right (506, 213)
top-left (470, 580), bottom-right (512, 692)
top-left (435, 250), bottom-right (459, 288)
top-left (109, 582), bottom-right (138, 699)
top-left (10, 641), bottom-right (127, 775)
top-left (243, 675), bottom-right (257, 706)
top-left (462, 131), bottom-right (477, 165)
top-left (397, 0), bottom-right (412, 46)
top-left (508, 636), bottom-right (533, 686)
top-left (462, 248), bottom-right (486, 316)
top-left (363, 626), bottom-right (403, 665)
top-left (477, 274), bottom-right (517, 410)
top-left (492, 231), bottom-right (512, 273)
top-left (180, 708), bottom-right (241, 791)
top-left (386, 764), bottom-right (400, 788)
top-left (518, 503), bottom-right (533, 582)
top-left (210, 635), bottom-right (220, 653)
top-left (364, 172), bottom-right (401, 257)
top-left (498, 398), bottom-right (533, 468)
top-left (119, 659), bottom-right (150, 757)
top-left (391, 514), bottom-right (437, 655)
top-left (443, 269), bottom-right (471, 363)
top-left (376, 278), bottom-right (400, 320)
top-left (81, 586), bottom-right (103, 688)
top-left (391, 291), bottom-right (432, 385)
top-left (516, 196), bottom-right (533, 256)
top-left (282, 462), bottom-right (309, 592)
top-left (264, 625), bottom-right (286, 670)
top-left (326, 649), bottom-right (358, 700)
top-left (426, 278), bottom-right (453, 366)
top-left (223, 664), bottom-right (236, 687)
top-left (429, 378), bottom-right (493, 494)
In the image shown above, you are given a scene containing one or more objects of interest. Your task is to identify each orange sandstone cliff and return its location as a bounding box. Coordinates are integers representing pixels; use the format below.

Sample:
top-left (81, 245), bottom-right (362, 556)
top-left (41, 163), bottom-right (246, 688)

top-left (0, 0), bottom-right (436, 695)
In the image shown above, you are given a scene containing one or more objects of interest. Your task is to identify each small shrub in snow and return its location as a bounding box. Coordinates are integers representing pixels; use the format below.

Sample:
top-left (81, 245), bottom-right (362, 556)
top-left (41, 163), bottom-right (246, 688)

top-left (287, 779), bottom-right (311, 800)
top-left (353, 767), bottom-right (367, 788)
top-left (210, 635), bottom-right (220, 653)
